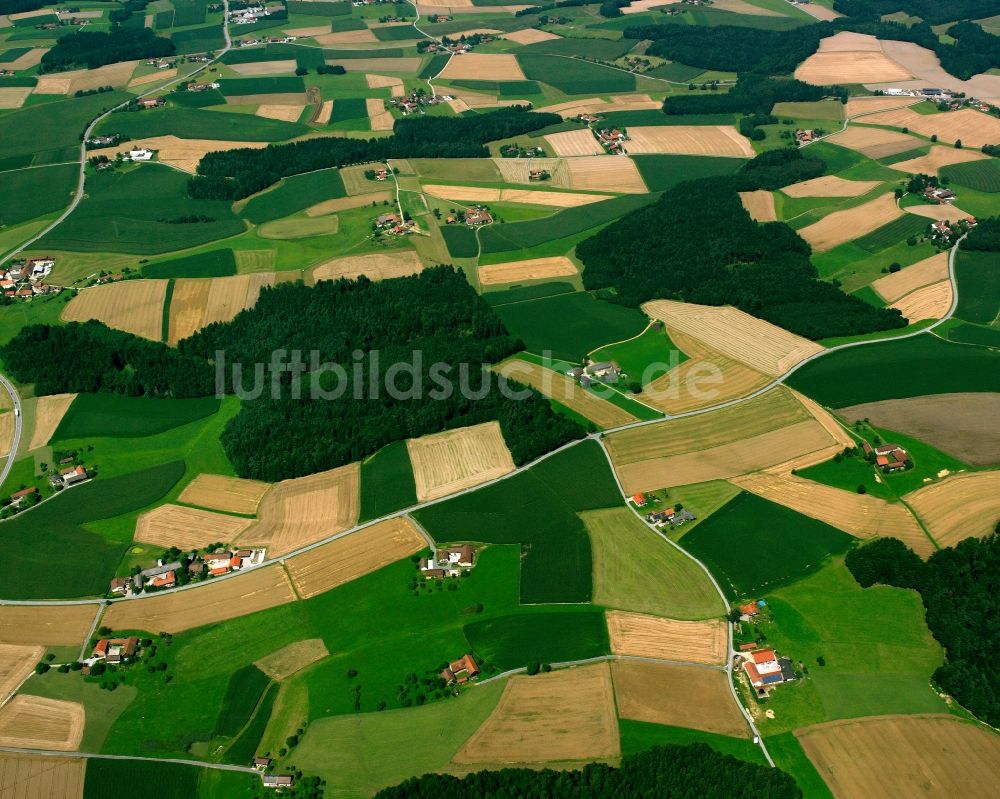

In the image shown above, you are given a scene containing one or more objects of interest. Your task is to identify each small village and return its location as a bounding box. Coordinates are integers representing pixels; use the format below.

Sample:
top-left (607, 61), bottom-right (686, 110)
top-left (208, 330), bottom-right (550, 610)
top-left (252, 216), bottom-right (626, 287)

top-left (109, 546), bottom-right (267, 597)
top-left (0, 256), bottom-right (60, 302)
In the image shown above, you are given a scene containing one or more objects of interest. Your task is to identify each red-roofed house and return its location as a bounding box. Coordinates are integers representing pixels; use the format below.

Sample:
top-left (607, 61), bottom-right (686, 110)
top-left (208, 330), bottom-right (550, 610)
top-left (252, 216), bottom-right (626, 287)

top-left (631, 493), bottom-right (647, 507)
top-left (440, 653), bottom-right (479, 685)
top-left (148, 571), bottom-right (176, 589)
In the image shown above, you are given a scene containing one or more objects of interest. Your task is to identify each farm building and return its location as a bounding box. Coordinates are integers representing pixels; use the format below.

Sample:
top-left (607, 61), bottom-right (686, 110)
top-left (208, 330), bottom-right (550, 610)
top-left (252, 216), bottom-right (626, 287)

top-left (742, 648), bottom-right (796, 693)
top-left (262, 774), bottom-right (294, 788)
top-left (874, 443), bottom-right (910, 473)
top-left (465, 208), bottom-right (493, 226)
top-left (421, 546), bottom-right (477, 578)
top-left (646, 507), bottom-right (697, 528)
top-left (441, 653), bottom-right (480, 685)
top-left (92, 637), bottom-right (139, 664)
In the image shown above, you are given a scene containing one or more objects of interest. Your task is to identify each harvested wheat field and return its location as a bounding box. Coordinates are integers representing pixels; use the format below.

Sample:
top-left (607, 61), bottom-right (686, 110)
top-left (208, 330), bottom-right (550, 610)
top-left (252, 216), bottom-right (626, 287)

top-left (340, 163), bottom-right (389, 195)
top-left (0, 644), bottom-right (44, 705)
top-left (0, 413), bottom-right (13, 458)
top-left (259, 215), bottom-right (340, 239)
top-left (135, 504), bottom-right (253, 550)
top-left (621, 0), bottom-right (676, 13)
top-left (841, 393), bottom-right (1000, 467)
top-left (168, 273), bottom-right (275, 344)
top-left (798, 193), bottom-right (902, 253)
top-left (781, 175), bottom-right (881, 198)
top-left (128, 67), bottom-right (177, 87)
top-left (328, 57), bottom-right (421, 74)
top-left (5, 46), bottom-right (46, 71)
top-left (503, 27), bottom-right (560, 44)
top-left (626, 126), bottom-right (755, 158)
top-left (890, 279), bottom-right (952, 322)
top-left (862, 107), bottom-right (1000, 149)
top-left (497, 359), bottom-right (637, 429)
top-left (238, 464), bottom-right (360, 557)
top-left (0, 752), bottom-right (85, 799)
top-left (314, 29), bottom-right (379, 45)
top-left (797, 2), bottom-right (842, 20)
top-left (314, 99), bottom-right (333, 124)
top-left (230, 60), bottom-right (297, 76)
top-left (888, 144), bottom-right (988, 175)
top-left (90, 136), bottom-right (269, 174)
top-left (103, 564), bottom-right (295, 633)
top-left (453, 664), bottom-right (619, 766)
top-left (226, 92), bottom-right (305, 107)
top-left (0, 87), bottom-right (32, 108)
top-left (872, 252), bottom-right (948, 302)
top-left (607, 611), bottom-right (726, 665)
top-left (478, 256), bottom-right (577, 286)
top-left (256, 639), bottom-right (329, 680)
top-left (0, 605), bottom-right (95, 647)
top-left (423, 184), bottom-right (609, 208)
top-left (565, 156), bottom-right (647, 192)
top-left (643, 300), bottom-right (824, 376)
top-left (366, 97), bottom-right (394, 131)
top-left (35, 60), bottom-right (137, 94)
top-left (739, 190), bottom-right (777, 222)
top-left (62, 280), bottom-right (166, 341)
top-left (178, 473), bottom-right (271, 515)
top-left (845, 94), bottom-right (919, 117)
top-left (905, 471), bottom-right (1000, 548)
top-left (493, 156), bottom-right (569, 187)
top-left (827, 126), bottom-right (920, 159)
top-left (0, 696), bottom-right (83, 751)
top-left (366, 73), bottom-right (404, 94)
top-left (283, 25), bottom-right (330, 37)
top-left (311, 250), bottom-right (423, 283)
top-left (257, 104), bottom-right (305, 122)
top-left (307, 190), bottom-right (392, 216)
top-left (286, 517), bottom-right (424, 598)
top-left (904, 202), bottom-right (974, 222)
top-left (408, 422), bottom-right (515, 502)
top-left (797, 714), bottom-right (1000, 799)
top-left (539, 95), bottom-right (662, 119)
top-left (545, 128), bottom-right (604, 157)
top-left (796, 39), bottom-right (911, 85)
top-left (611, 660), bottom-right (747, 737)
top-left (439, 53), bottom-right (525, 81)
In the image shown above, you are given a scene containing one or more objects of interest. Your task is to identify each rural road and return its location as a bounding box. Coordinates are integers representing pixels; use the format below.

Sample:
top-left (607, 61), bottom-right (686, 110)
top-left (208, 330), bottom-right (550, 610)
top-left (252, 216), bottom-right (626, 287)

top-left (0, 374), bottom-right (22, 490)
top-left (0, 746), bottom-right (257, 773)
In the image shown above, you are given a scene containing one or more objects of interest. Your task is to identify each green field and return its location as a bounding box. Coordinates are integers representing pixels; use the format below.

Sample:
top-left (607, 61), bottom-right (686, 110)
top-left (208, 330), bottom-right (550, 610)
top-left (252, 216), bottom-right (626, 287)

top-left (494, 291), bottom-right (648, 362)
top-left (83, 759), bottom-right (247, 799)
top-left (53, 395), bottom-right (221, 440)
top-left (242, 168), bottom-right (348, 225)
top-left (522, 35), bottom-right (638, 60)
top-left (217, 76), bottom-right (306, 96)
top-left (948, 322), bottom-right (1000, 347)
top-left (143, 249), bottom-right (238, 279)
top-left (584, 507), bottom-right (721, 619)
top-left (631, 153), bottom-right (744, 192)
top-left (95, 106), bottom-right (306, 142)
top-left (372, 24), bottom-right (420, 41)
top-left (358, 440), bottom-right (417, 522)
top-left (464, 610), bottom-right (608, 671)
top-left (0, 163), bottom-right (77, 227)
top-left (441, 225), bottom-right (479, 258)
top-left (940, 159), bottom-right (1000, 193)
top-left (765, 732), bottom-right (835, 799)
top-left (329, 97), bottom-right (368, 123)
top-left (518, 53), bottom-right (636, 94)
top-left (620, 720), bottom-right (767, 764)
top-left (214, 664), bottom-right (271, 737)
top-left (954, 250), bottom-right (998, 326)
top-left (589, 323), bottom-right (688, 384)
top-left (644, 61), bottom-right (706, 82)
top-left (680, 492), bottom-right (855, 599)
top-left (797, 453), bottom-right (894, 500)
top-left (853, 214), bottom-right (931, 253)
top-left (287, 0), bottom-right (352, 13)
top-left (483, 281), bottom-right (576, 307)
top-left (448, 80), bottom-right (542, 97)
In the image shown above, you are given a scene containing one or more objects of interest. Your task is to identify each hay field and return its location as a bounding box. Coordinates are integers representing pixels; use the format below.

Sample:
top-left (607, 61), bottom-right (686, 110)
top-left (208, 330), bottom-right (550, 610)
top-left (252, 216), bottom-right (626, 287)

top-left (103, 564), bottom-right (295, 633)
top-left (827, 126), bottom-right (920, 159)
top-left (452, 664), bottom-right (619, 766)
top-left (565, 156), bottom-right (647, 193)
top-left (314, 99), bottom-right (333, 124)
top-left (168, 273), bottom-right (275, 344)
top-left (0, 696), bottom-right (84, 751)
top-left (439, 53), bottom-right (525, 81)
top-left (423, 184), bottom-right (609, 207)
top-left (890, 279), bottom-right (952, 322)
top-left (257, 104), bottom-right (305, 122)
top-left (329, 58), bottom-right (422, 74)
top-left (781, 175), bottom-right (880, 198)
top-left (366, 97), bottom-right (394, 131)
top-left (284, 25), bottom-right (330, 37)
top-left (538, 95), bottom-right (662, 119)
top-left (89, 136), bottom-right (270, 174)
top-left (238, 464), bottom-right (360, 557)
top-left (286, 517), bottom-right (424, 598)
top-left (340, 163), bottom-right (389, 195)
top-left (134, 504), bottom-right (253, 550)
top-left (259, 215), bottom-right (340, 239)
top-left (739, 190), bottom-right (777, 222)
top-left (311, 250), bottom-right (423, 282)
top-left (62, 280), bottom-right (167, 341)
top-left (0, 87), bottom-right (31, 109)
top-left (230, 60), bottom-right (297, 76)
top-left (314, 29), bottom-right (379, 45)
top-left (307, 190), bottom-right (392, 216)
top-left (503, 28), bottom-right (560, 44)
top-left (0, 644), bottom-right (44, 705)
top-left (606, 611), bottom-right (726, 665)
top-left (796, 715), bottom-right (1000, 799)
top-left (798, 192), bottom-right (901, 253)
top-left (862, 107), bottom-right (1000, 148)
top-left (873, 252), bottom-right (949, 302)
top-left (478, 256), bottom-right (578, 285)
top-left (643, 299), bottom-right (824, 376)
top-left (366, 73), bottom-right (404, 94)
top-left (904, 202), bottom-right (974, 222)
top-left (497, 359), bottom-right (638, 429)
top-left (0, 606), bottom-right (95, 647)
top-left (795, 47), bottom-right (911, 85)
top-left (256, 639), bottom-right (329, 680)
top-left (626, 126), bottom-right (755, 158)
top-left (611, 660), bottom-right (747, 737)
top-left (0, 413), bottom-right (13, 458)
top-left (129, 67), bottom-right (177, 88)
top-left (888, 144), bottom-right (988, 175)
top-left (178, 473), bottom-right (270, 515)
top-left (35, 60), bottom-right (137, 94)
top-left (845, 94), bottom-right (919, 116)
top-left (493, 157), bottom-right (567, 187)
top-left (407, 422), bottom-right (515, 502)
top-left (27, 393), bottom-right (76, 450)
top-left (545, 128), bottom-right (604, 157)
top-left (6, 47), bottom-right (46, 71)
top-left (0, 752), bottom-right (84, 799)
top-left (905, 471), bottom-right (1000, 548)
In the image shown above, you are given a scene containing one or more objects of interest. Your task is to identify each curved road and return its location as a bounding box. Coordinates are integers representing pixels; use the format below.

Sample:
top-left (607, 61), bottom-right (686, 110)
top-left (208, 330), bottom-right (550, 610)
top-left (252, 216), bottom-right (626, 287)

top-left (0, 375), bottom-right (22, 490)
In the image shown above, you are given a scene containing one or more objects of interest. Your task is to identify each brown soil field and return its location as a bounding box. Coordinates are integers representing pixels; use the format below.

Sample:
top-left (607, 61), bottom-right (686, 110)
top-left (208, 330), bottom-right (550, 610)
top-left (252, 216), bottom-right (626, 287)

top-left (503, 27), bottom-right (560, 44)
top-left (873, 40), bottom-right (1000, 101)
top-left (128, 67), bottom-right (178, 88)
top-left (798, 192), bottom-right (902, 252)
top-left (34, 60), bottom-right (137, 94)
top-left (0, 752), bottom-right (84, 799)
top-left (0, 696), bottom-right (84, 751)
top-left (798, 2), bottom-right (842, 21)
top-left (565, 156), bottom-right (647, 192)
top-left (6, 46), bottom-right (46, 71)
top-left (497, 359), bottom-right (638, 429)
top-left (446, 97), bottom-right (473, 114)
top-left (366, 97), bottom-right (395, 131)
top-left (237, 463), bottom-right (360, 557)
top-left (871, 251), bottom-right (948, 302)
top-left (818, 32), bottom-right (883, 52)
top-left (423, 184), bottom-right (609, 207)
top-left (888, 144), bottom-right (988, 175)
top-left (904, 471), bottom-right (1000, 548)
top-left (284, 26), bottom-right (330, 37)
top-left (538, 96), bottom-right (662, 119)
top-left (89, 136), bottom-right (269, 173)
top-left (781, 175), bottom-right (880, 198)
top-left (544, 128), bottom-right (604, 157)
top-left (329, 58), bottom-right (422, 73)
top-left (796, 714), bottom-right (1000, 799)
top-left (255, 638), bottom-right (330, 680)
top-left (135, 504), bottom-right (254, 550)
top-left (0, 644), bottom-right (44, 706)
top-left (711, 0), bottom-right (782, 15)
top-left (230, 60), bottom-right (297, 76)
top-left (862, 107), bottom-right (1000, 148)
top-left (257, 104), bottom-right (306, 122)
top-left (311, 250), bottom-right (423, 282)
top-left (102, 564), bottom-right (296, 633)
top-left (478, 256), bottom-right (577, 285)
top-left (453, 664), bottom-right (619, 766)
top-left (0, 87), bottom-right (32, 108)
top-left (845, 94), bottom-right (919, 117)
top-left (904, 202), bottom-right (974, 222)
top-left (340, 163), bottom-right (390, 195)
top-left (438, 53), bottom-right (525, 81)
top-left (626, 125), bottom-right (755, 158)
top-left (607, 611), bottom-right (726, 664)
top-left (314, 29), bottom-right (379, 45)
top-left (307, 190), bottom-right (392, 216)
top-left (314, 99), bottom-right (333, 124)
top-left (0, 606), bottom-right (96, 647)
top-left (827, 126), bottom-right (920, 159)
top-left (178, 473), bottom-right (271, 515)
top-left (286, 516), bottom-right (425, 598)
top-left (841, 393), bottom-right (1000, 467)
top-left (739, 190), bottom-right (777, 221)
top-left (621, 0), bottom-right (677, 13)
top-left (611, 660), bottom-right (747, 737)
top-left (643, 299), bottom-right (824, 376)
top-left (890, 279), bottom-right (952, 322)
top-left (62, 280), bottom-right (167, 341)
top-left (408, 422), bottom-right (515, 502)
top-left (796, 51), bottom-right (911, 85)
top-left (168, 273), bottom-right (275, 344)
top-left (366, 73), bottom-right (404, 94)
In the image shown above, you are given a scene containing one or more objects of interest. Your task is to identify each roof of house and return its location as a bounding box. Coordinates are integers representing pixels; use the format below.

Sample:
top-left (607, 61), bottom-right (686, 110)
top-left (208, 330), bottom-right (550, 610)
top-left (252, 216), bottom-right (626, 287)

top-left (751, 649), bottom-right (777, 664)
top-left (743, 660), bottom-right (762, 684)
top-left (11, 487), bottom-right (37, 499)
top-left (450, 653), bottom-right (479, 675)
top-left (209, 566), bottom-right (230, 576)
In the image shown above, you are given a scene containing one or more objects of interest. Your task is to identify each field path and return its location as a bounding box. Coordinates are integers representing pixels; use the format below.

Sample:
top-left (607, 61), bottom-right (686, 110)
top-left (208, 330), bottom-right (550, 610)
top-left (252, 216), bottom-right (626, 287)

top-left (0, 746), bottom-right (257, 773)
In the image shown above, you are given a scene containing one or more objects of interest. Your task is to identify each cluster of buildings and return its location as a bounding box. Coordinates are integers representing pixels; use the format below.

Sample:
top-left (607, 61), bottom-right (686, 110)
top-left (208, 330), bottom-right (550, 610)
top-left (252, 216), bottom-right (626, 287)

top-left (252, 759), bottom-right (296, 790)
top-left (227, 3), bottom-right (275, 24)
top-left (928, 215), bottom-right (977, 247)
top-left (237, 34), bottom-right (297, 47)
top-left (631, 493), bottom-right (697, 528)
top-left (186, 81), bottom-right (221, 92)
top-left (566, 360), bottom-right (622, 387)
top-left (861, 441), bottom-right (911, 473)
top-left (741, 647), bottom-right (796, 695)
top-left (389, 90), bottom-right (443, 115)
top-left (109, 548), bottom-right (266, 596)
top-left (440, 653), bottom-right (480, 685)
top-left (923, 186), bottom-right (957, 204)
top-left (420, 545), bottom-right (476, 579)
top-left (90, 637), bottom-right (140, 665)
top-left (374, 212), bottom-right (416, 236)
top-left (499, 143), bottom-right (545, 160)
top-left (444, 206), bottom-right (494, 227)
top-left (1, 257), bottom-right (60, 301)
top-left (135, 96), bottom-right (166, 110)
top-left (49, 464), bottom-right (89, 489)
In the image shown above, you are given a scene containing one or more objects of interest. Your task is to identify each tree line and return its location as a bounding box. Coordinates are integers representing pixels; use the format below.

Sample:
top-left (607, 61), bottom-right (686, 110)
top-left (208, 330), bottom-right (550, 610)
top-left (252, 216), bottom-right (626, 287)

top-left (41, 28), bottom-right (175, 72)
top-left (661, 74), bottom-right (844, 117)
top-left (961, 216), bottom-right (1000, 252)
top-left (190, 107), bottom-right (562, 201)
top-left (374, 743), bottom-right (801, 799)
top-left (845, 531), bottom-right (1000, 726)
top-left (833, 0), bottom-right (998, 26)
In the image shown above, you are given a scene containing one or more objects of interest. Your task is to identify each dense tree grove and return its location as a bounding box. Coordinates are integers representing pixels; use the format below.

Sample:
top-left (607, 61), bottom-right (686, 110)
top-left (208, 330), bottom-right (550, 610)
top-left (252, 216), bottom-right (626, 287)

top-left (190, 108), bottom-right (561, 200)
top-left (576, 177), bottom-right (905, 340)
top-left (833, 0), bottom-right (999, 26)
top-left (961, 216), bottom-right (1000, 252)
top-left (0, 0), bottom-right (46, 12)
top-left (1, 321), bottom-right (214, 397)
top-left (180, 267), bottom-right (584, 479)
top-left (735, 148), bottom-right (826, 191)
top-left (845, 531), bottom-right (1000, 726)
top-left (661, 74), bottom-right (842, 117)
top-left (41, 28), bottom-right (175, 72)
top-left (375, 744), bottom-right (801, 799)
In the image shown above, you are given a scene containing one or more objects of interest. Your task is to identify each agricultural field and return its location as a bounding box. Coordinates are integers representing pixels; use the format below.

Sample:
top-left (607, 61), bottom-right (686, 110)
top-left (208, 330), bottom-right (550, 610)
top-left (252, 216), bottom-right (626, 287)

top-left (177, 473), bottom-right (270, 515)
top-left (0, 605), bottom-right (96, 647)
top-left (134, 504), bottom-right (253, 550)
top-left (0, 695), bottom-right (84, 751)
top-left (904, 471), bottom-right (1000, 548)
top-left (0, 753), bottom-right (85, 799)
top-left (0, 644), bottom-right (44, 705)
top-left (406, 422), bottom-right (515, 502)
top-left (62, 280), bottom-right (168, 341)
top-left (606, 611), bottom-right (726, 664)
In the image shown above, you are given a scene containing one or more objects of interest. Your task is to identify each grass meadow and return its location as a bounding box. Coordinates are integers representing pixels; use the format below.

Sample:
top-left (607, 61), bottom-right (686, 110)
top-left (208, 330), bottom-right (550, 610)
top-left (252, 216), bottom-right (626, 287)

top-left (619, 720), bottom-right (766, 764)
top-left (241, 168), bottom-right (347, 225)
top-left (94, 106), bottom-right (307, 142)
top-left (518, 53), bottom-right (636, 94)
top-left (53, 395), bottom-right (221, 440)
top-left (0, 163), bottom-right (77, 227)
top-left (954, 250), bottom-right (998, 326)
top-left (588, 323), bottom-right (688, 385)
top-left (940, 159), bottom-right (1000, 193)
top-left (83, 759), bottom-right (249, 799)
top-left (632, 154), bottom-right (744, 192)
top-left (358, 440), bottom-right (417, 522)
top-left (213, 664), bottom-right (271, 737)
top-left (464, 610), bottom-right (608, 671)
top-left (143, 249), bottom-right (238, 279)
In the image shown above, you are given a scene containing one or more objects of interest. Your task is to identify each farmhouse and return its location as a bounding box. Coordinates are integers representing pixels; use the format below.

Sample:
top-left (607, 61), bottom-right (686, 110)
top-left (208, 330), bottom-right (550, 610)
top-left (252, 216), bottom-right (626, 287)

top-left (874, 443), bottom-right (910, 473)
top-left (632, 493), bottom-right (647, 508)
top-left (9, 486), bottom-right (38, 507)
top-left (421, 545), bottom-right (476, 578)
top-left (58, 465), bottom-right (89, 486)
top-left (375, 213), bottom-right (400, 228)
top-left (465, 207), bottom-right (493, 226)
top-left (739, 600), bottom-right (762, 618)
top-left (253, 757), bottom-right (271, 771)
top-left (136, 97), bottom-right (164, 109)
top-left (646, 507), bottom-right (697, 528)
top-left (92, 637), bottom-right (139, 664)
top-left (924, 186), bottom-right (956, 204)
top-left (741, 648), bottom-right (795, 693)
top-left (441, 653), bottom-right (480, 685)
top-left (528, 169), bottom-right (550, 181)
top-left (126, 148), bottom-right (154, 162)
top-left (147, 571), bottom-right (176, 589)
top-left (584, 361), bottom-right (621, 383)
top-left (262, 774), bottom-right (294, 789)
top-left (109, 577), bottom-right (130, 595)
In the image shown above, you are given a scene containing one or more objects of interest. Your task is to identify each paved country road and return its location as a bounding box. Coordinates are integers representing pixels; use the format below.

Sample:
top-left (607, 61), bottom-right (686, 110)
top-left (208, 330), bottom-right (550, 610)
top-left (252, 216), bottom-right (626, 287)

top-left (0, 374), bottom-right (22, 490)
